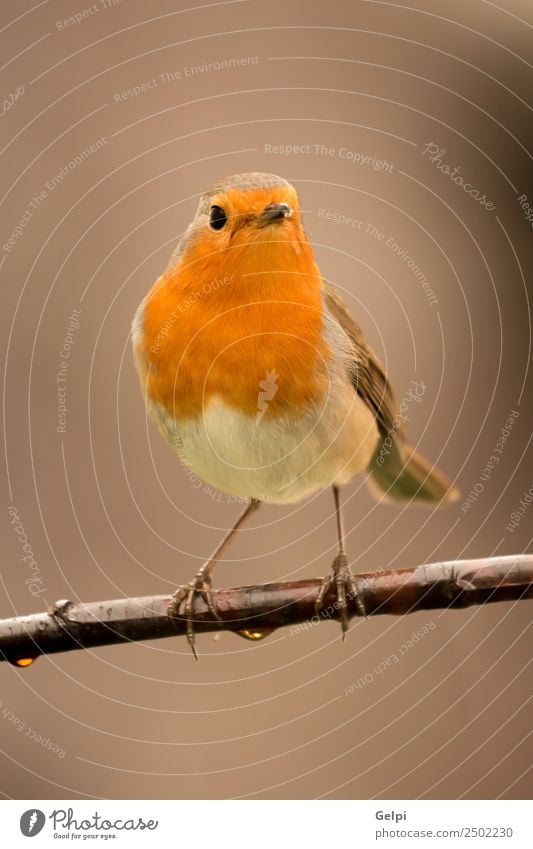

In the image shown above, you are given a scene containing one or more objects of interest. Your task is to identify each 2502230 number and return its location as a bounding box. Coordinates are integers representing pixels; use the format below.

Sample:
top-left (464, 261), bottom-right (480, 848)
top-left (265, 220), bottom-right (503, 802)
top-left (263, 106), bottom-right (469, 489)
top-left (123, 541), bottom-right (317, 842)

top-left (462, 827), bottom-right (513, 838)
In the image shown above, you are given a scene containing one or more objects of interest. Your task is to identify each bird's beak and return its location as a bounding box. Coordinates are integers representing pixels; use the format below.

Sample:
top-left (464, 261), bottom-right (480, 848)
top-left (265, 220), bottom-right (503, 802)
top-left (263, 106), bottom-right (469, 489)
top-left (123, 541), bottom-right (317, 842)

top-left (258, 202), bottom-right (293, 225)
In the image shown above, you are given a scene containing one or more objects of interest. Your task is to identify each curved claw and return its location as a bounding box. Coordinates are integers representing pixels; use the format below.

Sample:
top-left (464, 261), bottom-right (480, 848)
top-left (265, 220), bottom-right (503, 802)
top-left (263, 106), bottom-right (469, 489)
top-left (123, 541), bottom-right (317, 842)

top-left (315, 553), bottom-right (367, 638)
top-left (168, 574), bottom-right (221, 660)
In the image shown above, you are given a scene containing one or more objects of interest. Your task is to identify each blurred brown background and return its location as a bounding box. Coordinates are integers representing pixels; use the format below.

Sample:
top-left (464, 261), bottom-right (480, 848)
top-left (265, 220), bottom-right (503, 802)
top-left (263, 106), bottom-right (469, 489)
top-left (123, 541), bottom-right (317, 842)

top-left (1, 0), bottom-right (531, 800)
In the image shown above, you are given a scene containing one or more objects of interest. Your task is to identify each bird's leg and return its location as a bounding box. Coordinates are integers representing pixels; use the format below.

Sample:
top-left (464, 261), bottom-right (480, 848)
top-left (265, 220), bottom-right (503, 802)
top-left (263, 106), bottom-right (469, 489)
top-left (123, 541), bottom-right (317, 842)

top-left (168, 498), bottom-right (261, 658)
top-left (315, 486), bottom-right (367, 637)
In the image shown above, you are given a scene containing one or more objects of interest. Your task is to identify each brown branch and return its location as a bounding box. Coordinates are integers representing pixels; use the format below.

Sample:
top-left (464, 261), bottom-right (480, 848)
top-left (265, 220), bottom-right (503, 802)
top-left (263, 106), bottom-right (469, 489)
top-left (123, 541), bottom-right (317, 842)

top-left (1, 555), bottom-right (531, 665)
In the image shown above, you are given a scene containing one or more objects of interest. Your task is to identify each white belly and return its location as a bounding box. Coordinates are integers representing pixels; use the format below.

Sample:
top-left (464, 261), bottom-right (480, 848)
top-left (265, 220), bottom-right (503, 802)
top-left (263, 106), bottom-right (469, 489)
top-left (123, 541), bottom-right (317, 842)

top-left (152, 377), bottom-right (379, 504)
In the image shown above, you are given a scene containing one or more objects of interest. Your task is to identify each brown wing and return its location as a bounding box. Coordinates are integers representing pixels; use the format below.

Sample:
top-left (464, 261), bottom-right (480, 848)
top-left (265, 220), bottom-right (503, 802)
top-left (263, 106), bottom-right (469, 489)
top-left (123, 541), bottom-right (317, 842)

top-left (323, 281), bottom-right (402, 440)
top-left (324, 282), bottom-right (459, 504)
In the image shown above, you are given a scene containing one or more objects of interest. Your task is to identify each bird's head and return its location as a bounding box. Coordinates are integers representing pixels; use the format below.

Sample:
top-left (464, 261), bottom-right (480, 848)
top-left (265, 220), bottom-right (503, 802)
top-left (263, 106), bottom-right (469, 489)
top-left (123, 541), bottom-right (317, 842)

top-left (168, 173), bottom-right (312, 279)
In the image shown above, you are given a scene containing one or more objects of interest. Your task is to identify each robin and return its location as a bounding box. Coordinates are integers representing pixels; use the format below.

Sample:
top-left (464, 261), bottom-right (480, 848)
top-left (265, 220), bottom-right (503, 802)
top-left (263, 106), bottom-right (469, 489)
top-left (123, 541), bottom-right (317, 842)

top-left (132, 172), bottom-right (458, 656)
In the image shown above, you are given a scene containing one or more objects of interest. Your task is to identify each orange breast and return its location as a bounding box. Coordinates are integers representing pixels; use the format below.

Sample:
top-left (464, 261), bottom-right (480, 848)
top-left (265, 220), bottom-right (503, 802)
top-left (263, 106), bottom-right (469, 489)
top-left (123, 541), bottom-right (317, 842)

top-left (137, 242), bottom-right (330, 421)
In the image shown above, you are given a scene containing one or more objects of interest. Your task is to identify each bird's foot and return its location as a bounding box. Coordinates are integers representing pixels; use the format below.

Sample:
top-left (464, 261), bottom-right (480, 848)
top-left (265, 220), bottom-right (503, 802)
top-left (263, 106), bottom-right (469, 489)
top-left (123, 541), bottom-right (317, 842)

top-left (315, 553), bottom-right (367, 638)
top-left (168, 568), bottom-right (221, 660)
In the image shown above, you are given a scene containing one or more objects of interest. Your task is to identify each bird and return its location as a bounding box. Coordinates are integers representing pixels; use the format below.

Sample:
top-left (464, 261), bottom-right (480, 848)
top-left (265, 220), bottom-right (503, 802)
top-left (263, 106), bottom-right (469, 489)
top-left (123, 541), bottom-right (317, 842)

top-left (132, 172), bottom-right (459, 656)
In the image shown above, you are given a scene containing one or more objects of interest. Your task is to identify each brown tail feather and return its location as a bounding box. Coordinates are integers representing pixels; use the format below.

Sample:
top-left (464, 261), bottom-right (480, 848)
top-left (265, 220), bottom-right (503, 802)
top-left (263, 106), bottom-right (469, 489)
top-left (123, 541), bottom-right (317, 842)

top-left (368, 437), bottom-right (459, 505)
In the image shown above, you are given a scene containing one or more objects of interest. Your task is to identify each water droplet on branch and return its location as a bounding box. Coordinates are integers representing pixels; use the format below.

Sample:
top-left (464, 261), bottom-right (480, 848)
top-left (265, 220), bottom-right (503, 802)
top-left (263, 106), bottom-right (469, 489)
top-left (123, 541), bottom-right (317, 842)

top-left (12, 657), bottom-right (37, 667)
top-left (236, 628), bottom-right (275, 641)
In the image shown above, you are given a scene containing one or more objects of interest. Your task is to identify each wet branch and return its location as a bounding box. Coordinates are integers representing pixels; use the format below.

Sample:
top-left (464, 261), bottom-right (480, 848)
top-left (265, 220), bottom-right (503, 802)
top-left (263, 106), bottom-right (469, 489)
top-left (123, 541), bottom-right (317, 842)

top-left (0, 555), bottom-right (531, 664)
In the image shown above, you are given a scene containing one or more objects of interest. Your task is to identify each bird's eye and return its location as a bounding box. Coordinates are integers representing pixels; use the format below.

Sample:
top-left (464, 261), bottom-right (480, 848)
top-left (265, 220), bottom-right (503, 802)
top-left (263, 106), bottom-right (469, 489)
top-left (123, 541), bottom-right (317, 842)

top-left (209, 205), bottom-right (227, 230)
